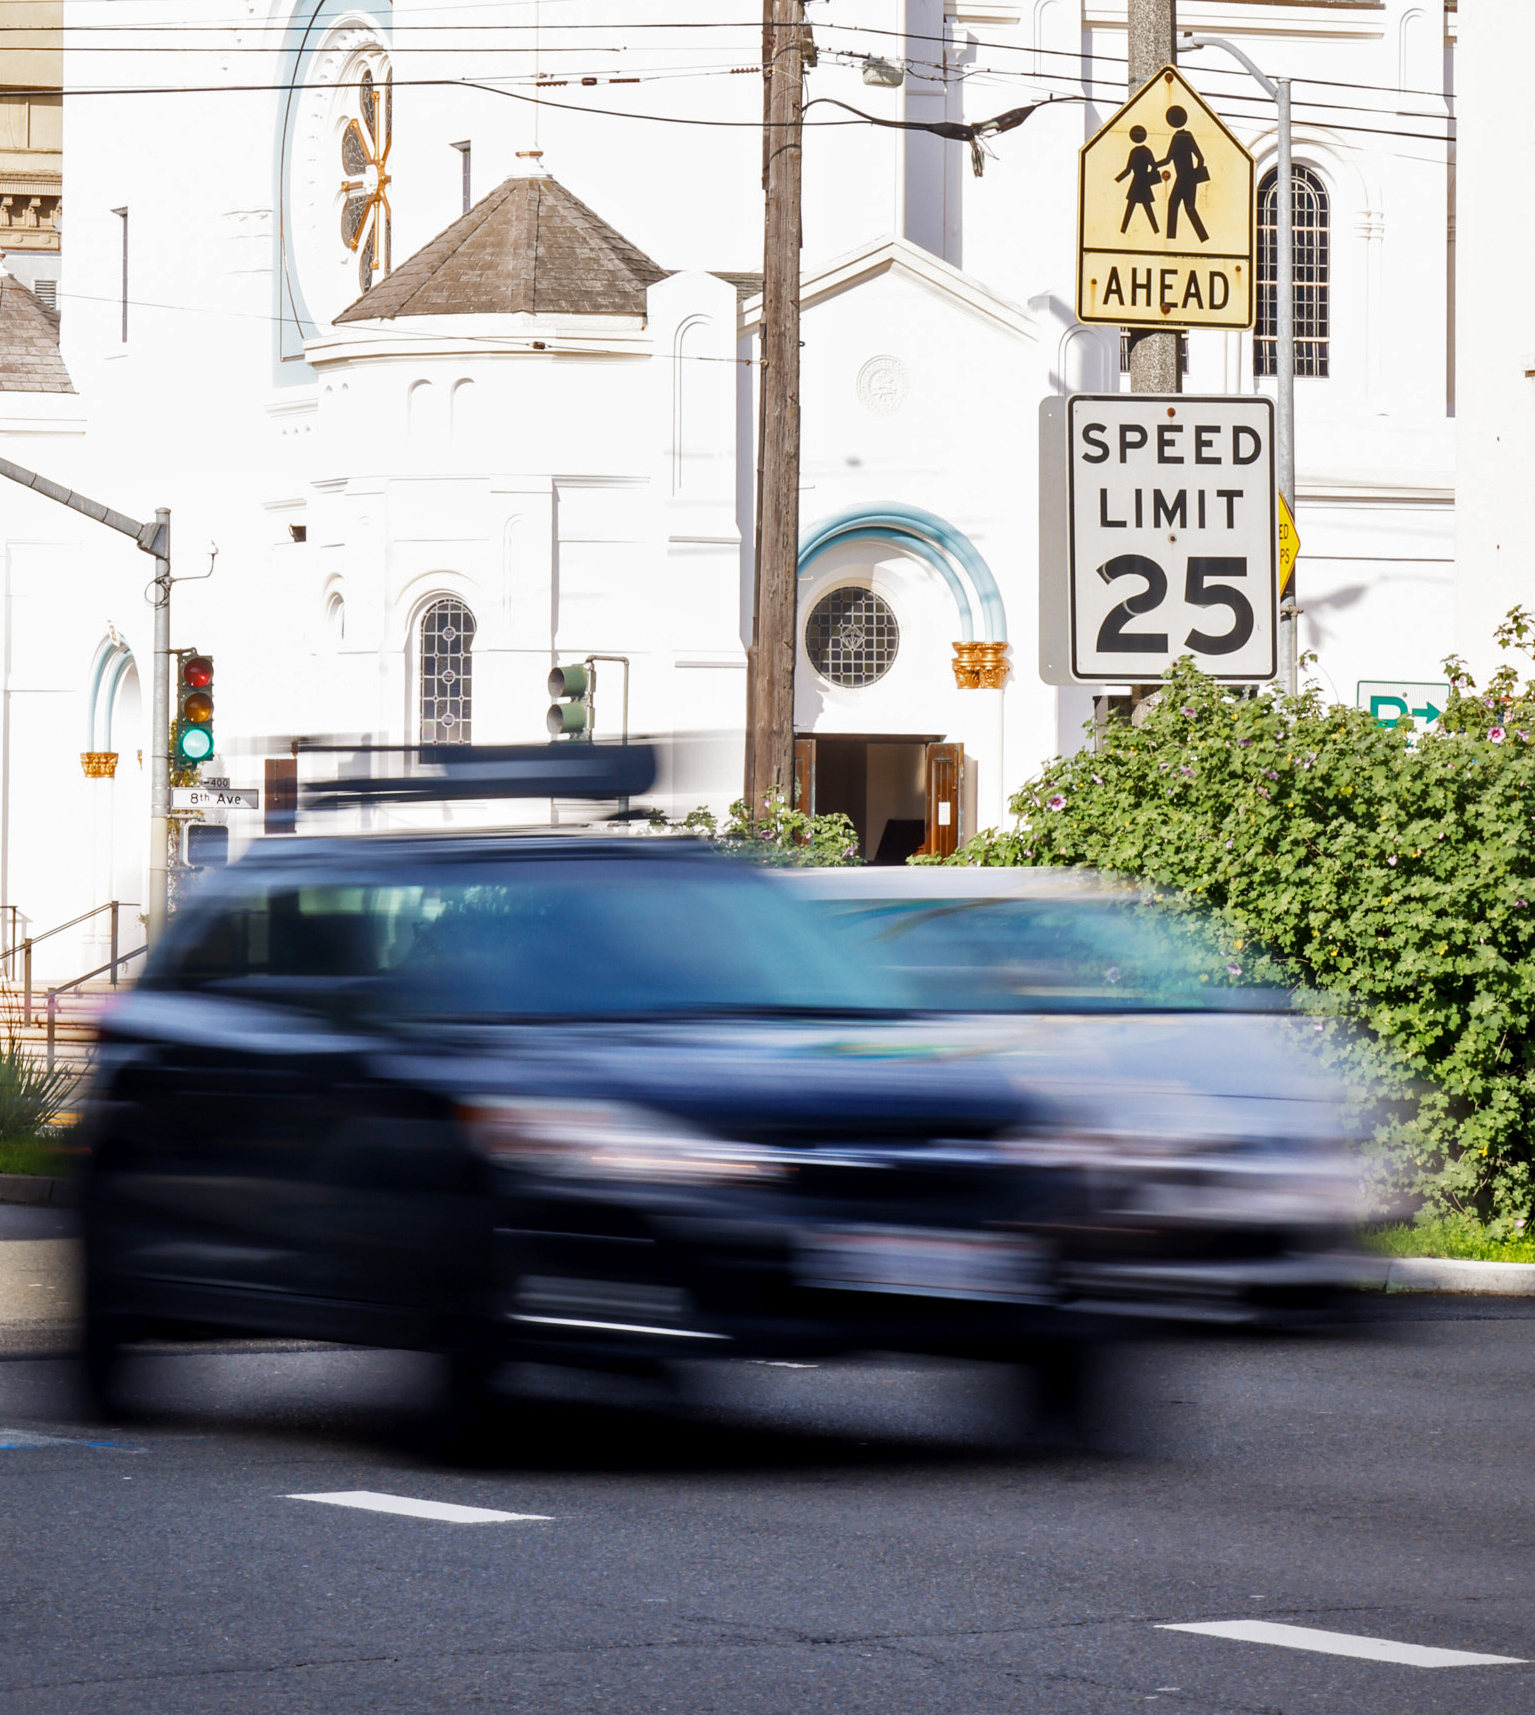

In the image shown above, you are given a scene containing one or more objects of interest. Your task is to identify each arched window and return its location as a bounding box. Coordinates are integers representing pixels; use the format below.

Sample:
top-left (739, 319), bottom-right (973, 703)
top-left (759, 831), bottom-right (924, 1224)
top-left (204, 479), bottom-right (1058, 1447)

top-left (418, 597), bottom-right (475, 744)
top-left (1255, 165), bottom-right (1330, 378)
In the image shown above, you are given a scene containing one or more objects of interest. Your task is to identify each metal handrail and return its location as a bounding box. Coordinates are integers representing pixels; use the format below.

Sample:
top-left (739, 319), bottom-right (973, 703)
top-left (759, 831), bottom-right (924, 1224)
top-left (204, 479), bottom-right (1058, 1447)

top-left (45, 943), bottom-right (149, 1070)
top-left (25, 899), bottom-right (137, 949)
top-left (20, 900), bottom-right (142, 1024)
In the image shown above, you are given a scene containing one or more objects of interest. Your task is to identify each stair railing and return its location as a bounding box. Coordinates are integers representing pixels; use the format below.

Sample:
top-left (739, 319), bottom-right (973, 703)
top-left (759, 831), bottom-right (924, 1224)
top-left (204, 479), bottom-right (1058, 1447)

top-left (16, 901), bottom-right (141, 1025)
top-left (45, 941), bottom-right (148, 1070)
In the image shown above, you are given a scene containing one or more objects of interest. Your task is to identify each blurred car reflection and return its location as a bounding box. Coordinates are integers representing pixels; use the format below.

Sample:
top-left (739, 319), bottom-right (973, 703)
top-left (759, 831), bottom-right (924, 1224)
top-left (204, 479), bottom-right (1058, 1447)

top-left (775, 866), bottom-right (1372, 1325)
top-left (79, 835), bottom-right (1112, 1432)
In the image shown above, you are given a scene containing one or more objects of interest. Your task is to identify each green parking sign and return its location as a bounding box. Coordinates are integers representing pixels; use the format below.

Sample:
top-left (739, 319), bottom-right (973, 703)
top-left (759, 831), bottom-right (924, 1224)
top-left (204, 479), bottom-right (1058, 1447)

top-left (1356, 680), bottom-right (1449, 730)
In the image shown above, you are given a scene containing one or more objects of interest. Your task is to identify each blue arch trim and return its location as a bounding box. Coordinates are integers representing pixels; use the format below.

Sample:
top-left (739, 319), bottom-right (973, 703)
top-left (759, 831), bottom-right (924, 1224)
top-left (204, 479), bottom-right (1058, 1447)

top-left (105, 650), bottom-right (135, 750)
top-left (273, 1), bottom-right (394, 382)
top-left (797, 504), bottom-right (1007, 643)
top-left (807, 526), bottom-right (976, 641)
top-left (86, 641), bottom-right (132, 749)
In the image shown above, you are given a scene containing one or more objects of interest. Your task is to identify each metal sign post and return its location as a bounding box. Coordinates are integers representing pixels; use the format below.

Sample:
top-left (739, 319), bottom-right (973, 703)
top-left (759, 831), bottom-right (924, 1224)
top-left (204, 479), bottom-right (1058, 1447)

top-left (1181, 34), bottom-right (1298, 693)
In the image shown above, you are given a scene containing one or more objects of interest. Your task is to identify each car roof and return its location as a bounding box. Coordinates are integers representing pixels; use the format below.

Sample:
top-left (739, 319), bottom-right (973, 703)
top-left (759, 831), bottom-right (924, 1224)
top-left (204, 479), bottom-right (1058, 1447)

top-left (230, 830), bottom-right (717, 872)
top-left (769, 865), bottom-right (1132, 900)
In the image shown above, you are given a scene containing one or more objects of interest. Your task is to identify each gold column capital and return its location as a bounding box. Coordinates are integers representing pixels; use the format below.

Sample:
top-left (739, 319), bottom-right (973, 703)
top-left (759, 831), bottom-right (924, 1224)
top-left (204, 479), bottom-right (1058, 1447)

top-left (951, 641), bottom-right (1011, 690)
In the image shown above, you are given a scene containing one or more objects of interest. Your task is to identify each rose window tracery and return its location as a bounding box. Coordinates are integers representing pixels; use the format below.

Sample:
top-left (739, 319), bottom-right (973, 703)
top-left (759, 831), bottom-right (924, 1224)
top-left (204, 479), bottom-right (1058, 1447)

top-left (340, 66), bottom-right (392, 294)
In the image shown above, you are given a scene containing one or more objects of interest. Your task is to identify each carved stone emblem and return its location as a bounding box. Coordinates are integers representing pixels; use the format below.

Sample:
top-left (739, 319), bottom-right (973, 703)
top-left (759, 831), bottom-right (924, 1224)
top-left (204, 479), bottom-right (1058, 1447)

top-left (856, 354), bottom-right (909, 416)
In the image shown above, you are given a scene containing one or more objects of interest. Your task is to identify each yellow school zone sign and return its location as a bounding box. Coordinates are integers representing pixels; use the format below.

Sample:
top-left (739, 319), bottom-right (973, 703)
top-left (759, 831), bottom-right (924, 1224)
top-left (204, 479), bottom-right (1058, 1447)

top-left (1277, 491), bottom-right (1300, 593)
top-left (1077, 65), bottom-right (1255, 331)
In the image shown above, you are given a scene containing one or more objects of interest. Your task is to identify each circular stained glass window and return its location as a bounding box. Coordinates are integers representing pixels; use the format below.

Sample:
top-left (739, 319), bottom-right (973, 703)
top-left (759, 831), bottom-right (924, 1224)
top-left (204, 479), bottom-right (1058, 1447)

top-left (804, 587), bottom-right (899, 688)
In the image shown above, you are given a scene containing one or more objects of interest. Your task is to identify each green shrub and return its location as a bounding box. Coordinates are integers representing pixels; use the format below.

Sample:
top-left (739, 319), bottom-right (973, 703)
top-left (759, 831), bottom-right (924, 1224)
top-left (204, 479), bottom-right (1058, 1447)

top-left (660, 790), bottom-right (862, 867)
top-left (933, 612), bottom-right (1535, 1227)
top-left (0, 1033), bottom-right (72, 1173)
top-left (1362, 1216), bottom-right (1535, 1263)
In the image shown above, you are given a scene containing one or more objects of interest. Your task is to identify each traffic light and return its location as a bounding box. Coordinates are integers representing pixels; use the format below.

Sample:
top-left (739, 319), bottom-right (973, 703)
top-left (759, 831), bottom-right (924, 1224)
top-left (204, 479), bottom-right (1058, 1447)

top-left (546, 662), bottom-right (591, 738)
top-left (175, 652), bottom-right (214, 766)
top-left (182, 822), bottom-right (229, 869)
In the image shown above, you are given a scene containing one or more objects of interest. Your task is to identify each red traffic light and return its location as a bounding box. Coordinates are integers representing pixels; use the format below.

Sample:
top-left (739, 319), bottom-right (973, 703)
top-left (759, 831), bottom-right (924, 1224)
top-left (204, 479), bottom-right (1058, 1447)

top-left (183, 655), bottom-right (213, 689)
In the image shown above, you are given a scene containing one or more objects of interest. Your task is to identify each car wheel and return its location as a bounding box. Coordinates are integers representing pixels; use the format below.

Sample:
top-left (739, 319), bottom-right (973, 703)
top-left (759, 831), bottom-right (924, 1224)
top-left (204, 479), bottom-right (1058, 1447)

top-left (81, 1304), bottom-right (140, 1423)
top-left (425, 1353), bottom-right (508, 1465)
top-left (1008, 1338), bottom-right (1103, 1449)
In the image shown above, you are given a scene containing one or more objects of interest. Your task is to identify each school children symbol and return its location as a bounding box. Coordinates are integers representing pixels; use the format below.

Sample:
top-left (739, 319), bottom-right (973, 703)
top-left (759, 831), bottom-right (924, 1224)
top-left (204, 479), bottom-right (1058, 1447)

top-left (1077, 66), bottom-right (1254, 331)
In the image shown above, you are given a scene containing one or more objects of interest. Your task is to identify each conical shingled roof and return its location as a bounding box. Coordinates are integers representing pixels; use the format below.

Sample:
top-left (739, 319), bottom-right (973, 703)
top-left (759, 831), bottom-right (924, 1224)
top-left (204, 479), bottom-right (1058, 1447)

top-left (0, 273), bottom-right (73, 393)
top-left (335, 175), bottom-right (668, 322)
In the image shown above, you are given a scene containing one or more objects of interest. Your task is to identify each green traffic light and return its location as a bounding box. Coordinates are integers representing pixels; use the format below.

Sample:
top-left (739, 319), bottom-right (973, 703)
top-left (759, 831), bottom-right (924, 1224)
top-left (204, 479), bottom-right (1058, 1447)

top-left (547, 702), bottom-right (590, 737)
top-left (548, 663), bottom-right (590, 700)
top-left (177, 723), bottom-right (215, 764)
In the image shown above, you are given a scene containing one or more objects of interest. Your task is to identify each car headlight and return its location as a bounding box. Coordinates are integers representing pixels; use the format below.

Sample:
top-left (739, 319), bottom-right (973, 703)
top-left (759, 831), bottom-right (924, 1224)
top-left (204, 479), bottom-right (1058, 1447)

top-left (457, 1097), bottom-right (790, 1186)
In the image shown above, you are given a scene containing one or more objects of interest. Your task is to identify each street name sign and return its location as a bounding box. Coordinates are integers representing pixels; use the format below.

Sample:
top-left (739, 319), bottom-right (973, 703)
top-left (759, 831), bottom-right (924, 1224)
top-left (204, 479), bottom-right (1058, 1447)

top-left (1357, 681), bottom-right (1448, 731)
top-left (1077, 65), bottom-right (1255, 331)
top-left (172, 786), bottom-right (260, 810)
top-left (1038, 393), bottom-right (1278, 685)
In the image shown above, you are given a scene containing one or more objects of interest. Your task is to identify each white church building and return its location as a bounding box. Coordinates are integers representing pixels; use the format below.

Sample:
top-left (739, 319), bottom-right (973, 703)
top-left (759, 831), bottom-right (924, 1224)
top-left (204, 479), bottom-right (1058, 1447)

top-left (0, 0), bottom-right (1458, 978)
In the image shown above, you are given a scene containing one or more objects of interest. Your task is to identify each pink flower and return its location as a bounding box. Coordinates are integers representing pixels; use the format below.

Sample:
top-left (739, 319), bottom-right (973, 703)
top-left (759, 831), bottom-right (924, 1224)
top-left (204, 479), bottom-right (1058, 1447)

top-left (1490, 726), bottom-right (1506, 743)
top-left (1388, 855), bottom-right (1397, 866)
top-left (1047, 794), bottom-right (1066, 812)
top-left (1091, 774), bottom-right (1103, 785)
top-left (1181, 705), bottom-right (1196, 718)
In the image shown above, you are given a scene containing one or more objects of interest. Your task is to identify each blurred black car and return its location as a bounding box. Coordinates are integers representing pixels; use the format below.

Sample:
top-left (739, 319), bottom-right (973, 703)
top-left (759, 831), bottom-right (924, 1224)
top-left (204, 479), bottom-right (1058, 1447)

top-left (775, 867), bottom-right (1372, 1325)
top-left (79, 835), bottom-right (1103, 1427)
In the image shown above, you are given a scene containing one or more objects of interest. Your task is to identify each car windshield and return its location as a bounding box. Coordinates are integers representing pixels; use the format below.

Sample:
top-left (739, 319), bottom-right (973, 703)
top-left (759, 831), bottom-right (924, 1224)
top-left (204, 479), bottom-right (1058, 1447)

top-left (804, 894), bottom-right (1290, 1014)
top-left (156, 857), bottom-right (896, 1020)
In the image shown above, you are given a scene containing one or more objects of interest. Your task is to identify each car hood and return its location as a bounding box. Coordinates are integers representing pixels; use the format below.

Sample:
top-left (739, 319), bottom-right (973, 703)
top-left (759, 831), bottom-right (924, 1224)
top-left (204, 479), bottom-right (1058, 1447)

top-left (379, 1014), bottom-right (1034, 1141)
top-left (981, 1009), bottom-right (1360, 1150)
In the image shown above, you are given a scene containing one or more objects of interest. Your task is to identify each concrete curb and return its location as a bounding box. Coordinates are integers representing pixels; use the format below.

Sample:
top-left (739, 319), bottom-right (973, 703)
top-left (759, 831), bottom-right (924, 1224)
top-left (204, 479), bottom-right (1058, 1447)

top-left (0, 1174), bottom-right (77, 1209)
top-left (1385, 1257), bottom-right (1535, 1295)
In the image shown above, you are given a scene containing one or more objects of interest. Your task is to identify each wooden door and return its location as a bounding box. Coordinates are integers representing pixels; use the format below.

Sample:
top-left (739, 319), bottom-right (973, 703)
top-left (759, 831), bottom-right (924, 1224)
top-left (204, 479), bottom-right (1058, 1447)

top-left (925, 742), bottom-right (963, 859)
top-left (265, 757), bottom-right (297, 835)
top-left (793, 738), bottom-right (817, 816)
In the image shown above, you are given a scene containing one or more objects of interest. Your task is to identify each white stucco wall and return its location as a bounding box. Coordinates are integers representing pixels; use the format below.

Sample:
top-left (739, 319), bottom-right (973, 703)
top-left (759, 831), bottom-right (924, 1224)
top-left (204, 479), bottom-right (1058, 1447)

top-left (1453, 0), bottom-right (1535, 684)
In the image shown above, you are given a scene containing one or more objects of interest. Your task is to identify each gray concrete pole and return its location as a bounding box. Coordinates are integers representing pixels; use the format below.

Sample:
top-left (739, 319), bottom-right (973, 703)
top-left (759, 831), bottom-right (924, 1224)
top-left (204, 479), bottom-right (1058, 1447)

top-left (1127, 0), bottom-right (1179, 394)
top-left (148, 508), bottom-right (170, 944)
top-left (1275, 78), bottom-right (1297, 695)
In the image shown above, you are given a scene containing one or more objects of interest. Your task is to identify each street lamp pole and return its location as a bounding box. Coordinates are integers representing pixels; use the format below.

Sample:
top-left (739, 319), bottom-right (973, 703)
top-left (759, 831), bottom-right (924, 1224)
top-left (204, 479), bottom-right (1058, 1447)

top-left (0, 457), bottom-right (172, 940)
top-left (1180, 33), bottom-right (1297, 695)
top-left (148, 508), bottom-right (171, 944)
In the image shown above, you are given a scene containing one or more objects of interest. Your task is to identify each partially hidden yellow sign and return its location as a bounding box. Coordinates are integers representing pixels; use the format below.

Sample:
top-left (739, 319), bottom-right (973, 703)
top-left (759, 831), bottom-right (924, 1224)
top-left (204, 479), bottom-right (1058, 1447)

top-left (1277, 491), bottom-right (1300, 594)
top-left (1077, 65), bottom-right (1255, 331)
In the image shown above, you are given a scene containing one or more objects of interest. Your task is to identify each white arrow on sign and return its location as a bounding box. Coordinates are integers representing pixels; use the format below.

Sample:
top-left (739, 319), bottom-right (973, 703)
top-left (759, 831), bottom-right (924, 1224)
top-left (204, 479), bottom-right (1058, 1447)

top-left (171, 787), bottom-right (260, 810)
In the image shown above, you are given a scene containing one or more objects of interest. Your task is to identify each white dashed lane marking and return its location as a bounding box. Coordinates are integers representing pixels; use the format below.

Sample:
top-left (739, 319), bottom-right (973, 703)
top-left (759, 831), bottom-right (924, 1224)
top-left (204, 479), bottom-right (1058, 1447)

top-left (1159, 1620), bottom-right (1525, 1668)
top-left (288, 1491), bottom-right (552, 1523)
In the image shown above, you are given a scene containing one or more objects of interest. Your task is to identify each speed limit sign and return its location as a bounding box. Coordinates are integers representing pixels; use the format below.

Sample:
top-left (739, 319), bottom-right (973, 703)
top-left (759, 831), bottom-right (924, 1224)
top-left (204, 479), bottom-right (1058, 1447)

top-left (1038, 394), bottom-right (1278, 684)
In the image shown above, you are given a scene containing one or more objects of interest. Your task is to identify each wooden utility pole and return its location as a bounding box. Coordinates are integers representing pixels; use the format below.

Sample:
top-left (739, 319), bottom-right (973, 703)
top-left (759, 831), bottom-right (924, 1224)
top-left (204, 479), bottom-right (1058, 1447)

top-left (745, 0), bottom-right (805, 817)
top-left (1126, 0), bottom-right (1180, 395)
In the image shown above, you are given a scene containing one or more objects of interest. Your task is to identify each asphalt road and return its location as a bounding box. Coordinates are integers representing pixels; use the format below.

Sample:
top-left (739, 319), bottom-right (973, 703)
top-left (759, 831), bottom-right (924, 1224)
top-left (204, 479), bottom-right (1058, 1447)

top-left (3, 1206), bottom-right (1535, 1714)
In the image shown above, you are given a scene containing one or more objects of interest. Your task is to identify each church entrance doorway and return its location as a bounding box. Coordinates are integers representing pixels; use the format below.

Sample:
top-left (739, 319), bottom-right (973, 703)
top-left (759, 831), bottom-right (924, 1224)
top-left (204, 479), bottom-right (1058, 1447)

top-left (793, 735), bottom-right (966, 864)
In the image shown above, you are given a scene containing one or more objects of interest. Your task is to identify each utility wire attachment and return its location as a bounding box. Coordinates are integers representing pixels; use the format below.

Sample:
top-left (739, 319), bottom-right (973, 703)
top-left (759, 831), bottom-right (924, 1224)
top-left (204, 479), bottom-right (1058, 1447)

top-left (803, 94), bottom-right (1086, 174)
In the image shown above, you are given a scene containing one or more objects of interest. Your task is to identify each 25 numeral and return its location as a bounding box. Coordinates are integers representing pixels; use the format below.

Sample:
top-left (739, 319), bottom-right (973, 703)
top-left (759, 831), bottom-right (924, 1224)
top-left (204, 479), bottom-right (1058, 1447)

top-left (1095, 554), bottom-right (1253, 657)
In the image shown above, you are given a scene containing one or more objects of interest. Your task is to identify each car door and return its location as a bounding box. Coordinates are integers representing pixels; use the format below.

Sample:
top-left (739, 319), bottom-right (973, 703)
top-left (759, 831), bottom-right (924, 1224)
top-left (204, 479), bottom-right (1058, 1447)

top-left (96, 879), bottom-right (377, 1337)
